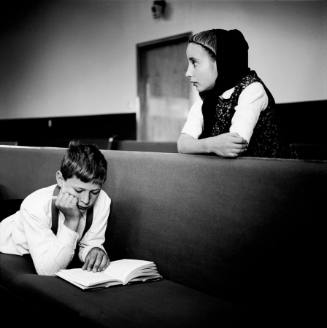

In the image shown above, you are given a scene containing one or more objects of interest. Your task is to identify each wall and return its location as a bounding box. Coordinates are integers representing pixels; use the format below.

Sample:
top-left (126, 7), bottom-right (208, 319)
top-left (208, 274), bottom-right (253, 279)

top-left (0, 0), bottom-right (326, 119)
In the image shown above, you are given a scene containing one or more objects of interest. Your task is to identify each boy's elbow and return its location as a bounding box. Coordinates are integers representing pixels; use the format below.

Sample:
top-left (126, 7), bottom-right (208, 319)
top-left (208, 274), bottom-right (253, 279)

top-left (34, 263), bottom-right (57, 276)
top-left (32, 251), bottom-right (73, 276)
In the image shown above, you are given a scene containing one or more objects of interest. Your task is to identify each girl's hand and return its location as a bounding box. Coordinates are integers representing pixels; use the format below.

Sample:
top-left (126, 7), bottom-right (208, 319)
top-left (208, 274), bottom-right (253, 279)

top-left (206, 132), bottom-right (248, 158)
top-left (82, 247), bottom-right (110, 272)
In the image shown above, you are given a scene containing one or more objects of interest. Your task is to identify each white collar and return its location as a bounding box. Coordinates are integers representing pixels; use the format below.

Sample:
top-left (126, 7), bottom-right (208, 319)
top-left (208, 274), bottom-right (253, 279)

top-left (195, 87), bottom-right (235, 104)
top-left (221, 87), bottom-right (235, 99)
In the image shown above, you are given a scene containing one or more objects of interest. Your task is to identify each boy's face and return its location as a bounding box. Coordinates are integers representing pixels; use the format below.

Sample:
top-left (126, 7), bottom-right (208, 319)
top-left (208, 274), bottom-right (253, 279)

top-left (56, 172), bottom-right (102, 213)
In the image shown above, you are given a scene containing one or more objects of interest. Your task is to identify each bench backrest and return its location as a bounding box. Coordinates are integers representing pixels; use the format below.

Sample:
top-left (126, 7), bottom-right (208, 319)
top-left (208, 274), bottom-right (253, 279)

top-left (0, 146), bottom-right (326, 303)
top-left (109, 140), bottom-right (177, 153)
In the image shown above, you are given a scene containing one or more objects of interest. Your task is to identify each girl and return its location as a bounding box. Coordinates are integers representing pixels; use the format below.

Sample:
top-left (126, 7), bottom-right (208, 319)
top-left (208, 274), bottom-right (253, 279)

top-left (178, 29), bottom-right (281, 158)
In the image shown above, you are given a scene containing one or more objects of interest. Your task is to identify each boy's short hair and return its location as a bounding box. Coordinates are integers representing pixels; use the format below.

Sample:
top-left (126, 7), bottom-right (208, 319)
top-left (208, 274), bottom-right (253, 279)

top-left (60, 140), bottom-right (107, 185)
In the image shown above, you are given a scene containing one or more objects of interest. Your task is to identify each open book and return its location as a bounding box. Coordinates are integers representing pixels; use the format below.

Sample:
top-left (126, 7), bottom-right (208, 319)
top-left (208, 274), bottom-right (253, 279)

top-left (56, 259), bottom-right (162, 290)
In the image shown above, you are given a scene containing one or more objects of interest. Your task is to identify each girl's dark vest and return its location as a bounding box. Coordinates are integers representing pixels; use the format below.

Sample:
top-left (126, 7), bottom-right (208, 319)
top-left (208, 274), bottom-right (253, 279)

top-left (200, 71), bottom-right (281, 158)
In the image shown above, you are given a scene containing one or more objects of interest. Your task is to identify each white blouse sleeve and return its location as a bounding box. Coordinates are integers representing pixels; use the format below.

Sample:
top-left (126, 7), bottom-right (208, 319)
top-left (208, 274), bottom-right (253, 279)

top-left (229, 82), bottom-right (268, 142)
top-left (181, 98), bottom-right (204, 139)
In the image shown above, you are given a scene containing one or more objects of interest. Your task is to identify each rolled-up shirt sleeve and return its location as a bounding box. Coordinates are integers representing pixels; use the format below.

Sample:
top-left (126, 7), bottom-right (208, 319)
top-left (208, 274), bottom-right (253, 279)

top-left (229, 82), bottom-right (268, 142)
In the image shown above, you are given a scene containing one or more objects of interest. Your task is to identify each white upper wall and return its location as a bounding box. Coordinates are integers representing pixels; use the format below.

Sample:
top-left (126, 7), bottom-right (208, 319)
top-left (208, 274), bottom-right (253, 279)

top-left (0, 0), bottom-right (326, 119)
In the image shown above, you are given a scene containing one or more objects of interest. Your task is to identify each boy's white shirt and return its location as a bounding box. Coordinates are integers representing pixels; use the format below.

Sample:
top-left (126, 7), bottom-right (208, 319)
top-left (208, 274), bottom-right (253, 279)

top-left (0, 184), bottom-right (111, 276)
top-left (181, 82), bottom-right (268, 142)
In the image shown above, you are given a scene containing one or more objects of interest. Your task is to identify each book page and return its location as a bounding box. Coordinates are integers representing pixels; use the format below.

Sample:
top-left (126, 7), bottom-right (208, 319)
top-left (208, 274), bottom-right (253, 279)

top-left (103, 259), bottom-right (155, 284)
top-left (56, 259), bottom-right (160, 288)
top-left (56, 268), bottom-right (120, 287)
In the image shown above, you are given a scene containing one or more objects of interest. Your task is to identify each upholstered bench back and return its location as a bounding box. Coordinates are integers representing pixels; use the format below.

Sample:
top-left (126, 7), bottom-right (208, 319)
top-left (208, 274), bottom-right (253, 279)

top-left (104, 151), bottom-right (326, 303)
top-left (1, 146), bottom-right (326, 306)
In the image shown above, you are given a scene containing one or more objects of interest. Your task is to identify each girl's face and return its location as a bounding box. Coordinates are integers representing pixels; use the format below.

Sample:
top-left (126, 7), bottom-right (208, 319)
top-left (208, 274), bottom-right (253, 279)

top-left (185, 43), bottom-right (218, 93)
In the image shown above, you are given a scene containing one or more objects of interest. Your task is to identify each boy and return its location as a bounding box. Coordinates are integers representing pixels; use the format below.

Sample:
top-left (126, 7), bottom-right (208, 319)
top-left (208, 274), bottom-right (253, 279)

top-left (0, 141), bottom-right (111, 275)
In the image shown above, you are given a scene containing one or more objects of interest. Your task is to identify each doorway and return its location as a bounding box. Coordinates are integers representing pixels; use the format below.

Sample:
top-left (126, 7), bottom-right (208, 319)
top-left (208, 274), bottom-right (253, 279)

top-left (137, 32), bottom-right (192, 141)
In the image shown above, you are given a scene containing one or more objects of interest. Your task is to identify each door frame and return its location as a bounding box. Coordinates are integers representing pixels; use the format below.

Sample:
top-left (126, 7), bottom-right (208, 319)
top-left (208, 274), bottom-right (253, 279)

top-left (136, 32), bottom-right (192, 140)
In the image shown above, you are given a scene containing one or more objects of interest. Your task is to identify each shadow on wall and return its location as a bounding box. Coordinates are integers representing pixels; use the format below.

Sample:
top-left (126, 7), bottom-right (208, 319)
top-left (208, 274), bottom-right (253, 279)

top-left (0, 1), bottom-right (51, 116)
top-left (0, 1), bottom-right (47, 34)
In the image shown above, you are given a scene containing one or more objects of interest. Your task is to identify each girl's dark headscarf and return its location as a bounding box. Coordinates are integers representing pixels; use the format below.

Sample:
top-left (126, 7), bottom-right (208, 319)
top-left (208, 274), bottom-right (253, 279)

top-left (189, 29), bottom-right (250, 115)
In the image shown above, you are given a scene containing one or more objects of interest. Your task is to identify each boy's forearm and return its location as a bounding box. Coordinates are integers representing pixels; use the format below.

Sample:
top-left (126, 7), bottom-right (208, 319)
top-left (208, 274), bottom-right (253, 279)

top-left (20, 207), bottom-right (79, 275)
top-left (78, 193), bottom-right (110, 263)
top-left (63, 215), bottom-right (80, 232)
top-left (30, 227), bottom-right (78, 275)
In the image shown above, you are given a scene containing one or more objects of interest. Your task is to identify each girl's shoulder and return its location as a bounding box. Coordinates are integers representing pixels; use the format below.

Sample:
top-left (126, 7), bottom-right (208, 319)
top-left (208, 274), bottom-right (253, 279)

top-left (239, 70), bottom-right (262, 88)
top-left (241, 81), bottom-right (266, 97)
top-left (233, 71), bottom-right (267, 101)
top-left (237, 82), bottom-right (268, 108)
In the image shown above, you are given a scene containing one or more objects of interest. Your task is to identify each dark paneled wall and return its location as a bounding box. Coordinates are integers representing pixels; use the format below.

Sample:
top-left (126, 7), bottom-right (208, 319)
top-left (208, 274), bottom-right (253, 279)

top-left (0, 113), bottom-right (136, 149)
top-left (276, 100), bottom-right (327, 145)
top-left (0, 100), bottom-right (326, 159)
top-left (275, 100), bottom-right (327, 159)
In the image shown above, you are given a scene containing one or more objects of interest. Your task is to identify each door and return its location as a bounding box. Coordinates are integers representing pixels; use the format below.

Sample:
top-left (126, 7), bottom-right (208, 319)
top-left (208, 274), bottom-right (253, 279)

top-left (137, 33), bottom-right (192, 141)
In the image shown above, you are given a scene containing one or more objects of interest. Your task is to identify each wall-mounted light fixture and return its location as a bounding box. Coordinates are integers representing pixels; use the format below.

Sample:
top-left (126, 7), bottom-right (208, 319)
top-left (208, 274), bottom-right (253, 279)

top-left (151, 0), bottom-right (167, 19)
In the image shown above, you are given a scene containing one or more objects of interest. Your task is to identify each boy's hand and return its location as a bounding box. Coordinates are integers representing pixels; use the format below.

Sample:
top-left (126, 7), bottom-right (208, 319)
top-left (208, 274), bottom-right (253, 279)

top-left (55, 187), bottom-right (82, 231)
top-left (82, 247), bottom-right (110, 272)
